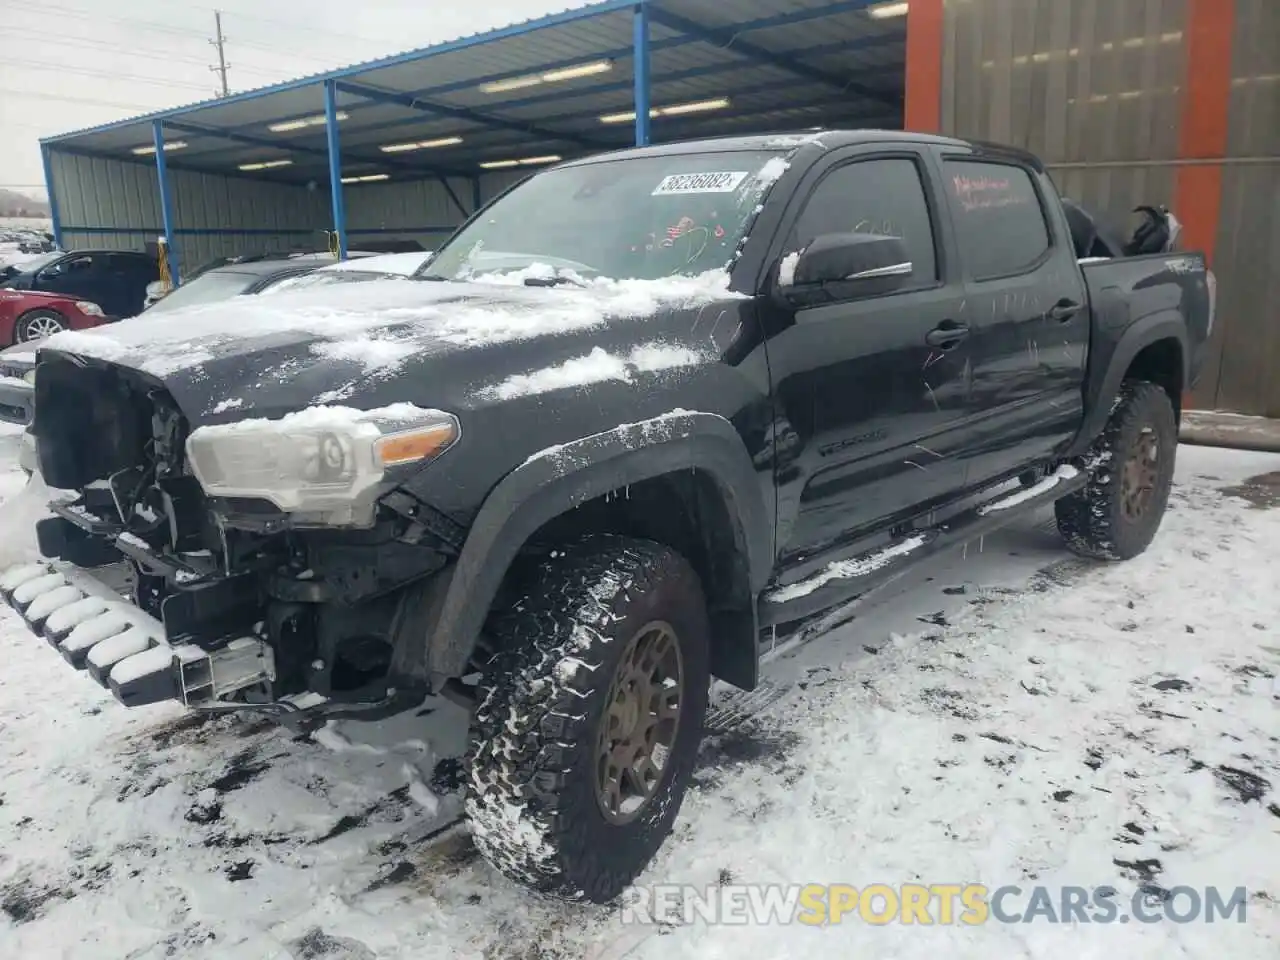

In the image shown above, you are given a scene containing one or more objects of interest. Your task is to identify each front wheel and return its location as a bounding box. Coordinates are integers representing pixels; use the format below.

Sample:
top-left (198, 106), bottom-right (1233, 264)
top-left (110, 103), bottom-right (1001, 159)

top-left (14, 308), bottom-right (67, 343)
top-left (1055, 380), bottom-right (1178, 560)
top-left (465, 535), bottom-right (710, 903)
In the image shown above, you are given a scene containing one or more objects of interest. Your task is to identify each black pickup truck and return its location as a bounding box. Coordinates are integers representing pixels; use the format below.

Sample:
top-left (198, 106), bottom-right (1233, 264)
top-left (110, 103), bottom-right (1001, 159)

top-left (1, 131), bottom-right (1213, 902)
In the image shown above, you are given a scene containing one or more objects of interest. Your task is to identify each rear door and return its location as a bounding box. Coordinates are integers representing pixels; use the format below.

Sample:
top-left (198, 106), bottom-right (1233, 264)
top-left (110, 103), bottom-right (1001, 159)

top-left (766, 148), bottom-right (973, 567)
top-left (106, 254), bottom-right (160, 317)
top-left (938, 154), bottom-right (1090, 488)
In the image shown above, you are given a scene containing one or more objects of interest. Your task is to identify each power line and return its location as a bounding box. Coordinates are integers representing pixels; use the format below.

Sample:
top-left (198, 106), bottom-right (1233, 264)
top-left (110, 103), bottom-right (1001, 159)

top-left (4, 59), bottom-right (217, 92)
top-left (0, 0), bottom-right (210, 38)
top-left (10, 28), bottom-right (220, 69)
top-left (0, 87), bottom-right (173, 112)
top-left (216, 8), bottom-right (410, 49)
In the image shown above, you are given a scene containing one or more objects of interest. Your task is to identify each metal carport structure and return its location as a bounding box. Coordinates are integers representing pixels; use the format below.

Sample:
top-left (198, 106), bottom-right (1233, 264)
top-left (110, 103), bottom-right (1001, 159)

top-left (38, 0), bottom-right (909, 282)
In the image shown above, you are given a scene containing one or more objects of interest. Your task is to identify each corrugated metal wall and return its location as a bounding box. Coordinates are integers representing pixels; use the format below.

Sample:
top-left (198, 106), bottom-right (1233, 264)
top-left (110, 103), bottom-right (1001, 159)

top-left (344, 177), bottom-right (476, 252)
top-left (941, 0), bottom-right (1188, 219)
top-left (342, 169), bottom-right (539, 251)
top-left (49, 151), bottom-right (329, 273)
top-left (1195, 0), bottom-right (1280, 416)
top-left (49, 145), bottom-right (539, 277)
top-left (940, 0), bottom-right (1280, 416)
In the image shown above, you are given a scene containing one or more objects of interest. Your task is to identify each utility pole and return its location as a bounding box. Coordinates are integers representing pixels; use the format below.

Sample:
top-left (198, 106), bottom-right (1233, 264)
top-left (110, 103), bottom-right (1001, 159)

top-left (209, 10), bottom-right (230, 97)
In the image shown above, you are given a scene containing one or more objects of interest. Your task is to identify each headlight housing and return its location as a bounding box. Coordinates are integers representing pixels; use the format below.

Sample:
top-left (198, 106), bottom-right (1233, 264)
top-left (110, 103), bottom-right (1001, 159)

top-left (186, 404), bottom-right (459, 524)
top-left (22, 367), bottom-right (36, 385)
top-left (74, 301), bottom-right (105, 317)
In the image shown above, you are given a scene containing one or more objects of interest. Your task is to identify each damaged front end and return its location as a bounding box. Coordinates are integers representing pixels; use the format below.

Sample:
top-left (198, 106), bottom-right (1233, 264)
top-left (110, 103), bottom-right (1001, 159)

top-left (5, 351), bottom-right (467, 722)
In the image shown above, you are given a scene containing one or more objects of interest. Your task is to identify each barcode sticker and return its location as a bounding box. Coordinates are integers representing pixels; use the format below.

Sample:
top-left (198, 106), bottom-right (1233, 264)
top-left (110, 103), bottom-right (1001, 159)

top-left (652, 172), bottom-right (749, 195)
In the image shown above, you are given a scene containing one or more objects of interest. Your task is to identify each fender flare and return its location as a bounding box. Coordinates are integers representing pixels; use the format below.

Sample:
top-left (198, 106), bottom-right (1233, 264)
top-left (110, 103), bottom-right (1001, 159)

top-left (1069, 312), bottom-right (1188, 456)
top-left (424, 411), bottom-right (773, 682)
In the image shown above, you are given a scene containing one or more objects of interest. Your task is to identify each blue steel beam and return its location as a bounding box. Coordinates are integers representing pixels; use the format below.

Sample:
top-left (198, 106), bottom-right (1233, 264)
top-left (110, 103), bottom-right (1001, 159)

top-left (91, 6), bottom-right (901, 170)
top-left (248, 0), bottom-right (895, 134)
top-left (160, 119), bottom-right (475, 179)
top-left (38, 0), bottom-right (642, 145)
top-left (335, 80), bottom-right (603, 149)
top-left (40, 144), bottom-right (64, 249)
top-left (244, 39), bottom-right (904, 156)
top-left (447, 66), bottom-right (901, 148)
top-left (646, 6), bottom-right (899, 107)
top-left (252, 64), bottom-right (899, 176)
top-left (152, 120), bottom-right (181, 284)
top-left (633, 2), bottom-right (651, 147)
top-left (324, 79), bottom-right (348, 259)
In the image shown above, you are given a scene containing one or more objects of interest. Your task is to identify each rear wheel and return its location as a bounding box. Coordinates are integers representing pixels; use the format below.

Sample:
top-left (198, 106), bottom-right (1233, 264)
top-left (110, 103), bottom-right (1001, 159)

top-left (1055, 380), bottom-right (1177, 560)
top-left (465, 535), bottom-right (710, 903)
top-left (14, 309), bottom-right (67, 343)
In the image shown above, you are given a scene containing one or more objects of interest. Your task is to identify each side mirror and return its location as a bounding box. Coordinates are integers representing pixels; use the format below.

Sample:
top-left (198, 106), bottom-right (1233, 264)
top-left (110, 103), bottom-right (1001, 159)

top-left (778, 232), bottom-right (912, 302)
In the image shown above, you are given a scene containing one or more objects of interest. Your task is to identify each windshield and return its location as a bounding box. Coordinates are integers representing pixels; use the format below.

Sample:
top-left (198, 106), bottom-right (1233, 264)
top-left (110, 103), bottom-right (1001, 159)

top-left (425, 151), bottom-right (789, 283)
top-left (261, 269), bottom-right (404, 295)
top-left (6, 251), bottom-right (61, 275)
top-left (144, 269), bottom-right (263, 314)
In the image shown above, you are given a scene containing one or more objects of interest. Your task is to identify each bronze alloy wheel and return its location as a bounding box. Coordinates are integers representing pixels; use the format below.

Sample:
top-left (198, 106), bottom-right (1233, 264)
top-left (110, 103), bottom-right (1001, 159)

top-left (1121, 429), bottom-right (1160, 521)
top-left (595, 620), bottom-right (684, 825)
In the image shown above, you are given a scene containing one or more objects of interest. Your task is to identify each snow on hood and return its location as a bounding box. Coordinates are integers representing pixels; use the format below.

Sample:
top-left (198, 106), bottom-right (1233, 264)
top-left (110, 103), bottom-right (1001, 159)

top-left (41, 268), bottom-right (739, 380)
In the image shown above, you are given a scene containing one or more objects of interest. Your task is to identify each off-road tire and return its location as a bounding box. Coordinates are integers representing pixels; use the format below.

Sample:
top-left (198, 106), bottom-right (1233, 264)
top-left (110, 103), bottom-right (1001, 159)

top-left (14, 308), bottom-right (67, 343)
top-left (465, 535), bottom-right (710, 903)
top-left (1055, 380), bottom-right (1177, 560)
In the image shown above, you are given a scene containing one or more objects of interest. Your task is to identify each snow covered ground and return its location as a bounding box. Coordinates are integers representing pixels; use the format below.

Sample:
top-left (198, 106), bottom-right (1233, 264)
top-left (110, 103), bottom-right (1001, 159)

top-left (0, 429), bottom-right (1276, 959)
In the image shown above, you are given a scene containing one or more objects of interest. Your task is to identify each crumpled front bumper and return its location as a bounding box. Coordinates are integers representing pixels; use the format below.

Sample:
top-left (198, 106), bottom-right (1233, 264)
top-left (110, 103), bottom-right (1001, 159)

top-left (0, 561), bottom-right (274, 708)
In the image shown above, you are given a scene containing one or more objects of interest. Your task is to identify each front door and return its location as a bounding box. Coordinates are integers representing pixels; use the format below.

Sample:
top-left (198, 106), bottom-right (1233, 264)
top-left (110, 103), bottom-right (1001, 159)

top-left (766, 151), bottom-right (973, 570)
top-left (107, 254), bottom-right (160, 318)
top-left (35, 253), bottom-right (108, 306)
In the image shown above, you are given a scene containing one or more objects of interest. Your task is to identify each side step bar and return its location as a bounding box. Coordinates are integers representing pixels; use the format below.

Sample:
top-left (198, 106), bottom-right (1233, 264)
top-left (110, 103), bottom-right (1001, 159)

top-left (0, 561), bottom-right (274, 708)
top-left (760, 466), bottom-right (1087, 627)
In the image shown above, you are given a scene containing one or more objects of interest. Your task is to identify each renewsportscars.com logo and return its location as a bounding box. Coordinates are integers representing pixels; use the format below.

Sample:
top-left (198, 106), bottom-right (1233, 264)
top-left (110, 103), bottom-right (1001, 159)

top-left (620, 883), bottom-right (1252, 926)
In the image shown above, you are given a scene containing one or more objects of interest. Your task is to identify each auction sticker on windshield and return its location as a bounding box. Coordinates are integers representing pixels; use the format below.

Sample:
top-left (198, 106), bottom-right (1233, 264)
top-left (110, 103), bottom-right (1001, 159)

top-left (652, 172), bottom-right (750, 195)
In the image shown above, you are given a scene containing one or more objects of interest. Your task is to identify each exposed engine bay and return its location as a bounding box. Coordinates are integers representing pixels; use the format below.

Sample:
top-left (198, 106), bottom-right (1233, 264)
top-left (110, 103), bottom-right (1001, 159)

top-left (25, 353), bottom-right (462, 721)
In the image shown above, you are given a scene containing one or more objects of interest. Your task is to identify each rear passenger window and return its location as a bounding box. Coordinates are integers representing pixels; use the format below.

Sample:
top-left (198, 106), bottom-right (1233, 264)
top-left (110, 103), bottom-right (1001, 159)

top-left (790, 157), bottom-right (938, 290)
top-left (945, 160), bottom-right (1051, 279)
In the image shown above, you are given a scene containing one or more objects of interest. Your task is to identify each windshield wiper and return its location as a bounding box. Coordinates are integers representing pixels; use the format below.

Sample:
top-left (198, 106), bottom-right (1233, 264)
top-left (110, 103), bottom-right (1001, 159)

top-left (415, 273), bottom-right (450, 282)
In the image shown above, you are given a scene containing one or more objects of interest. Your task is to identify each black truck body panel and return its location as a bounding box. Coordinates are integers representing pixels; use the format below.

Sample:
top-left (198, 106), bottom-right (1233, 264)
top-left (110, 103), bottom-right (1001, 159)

top-left (13, 130), bottom-right (1211, 715)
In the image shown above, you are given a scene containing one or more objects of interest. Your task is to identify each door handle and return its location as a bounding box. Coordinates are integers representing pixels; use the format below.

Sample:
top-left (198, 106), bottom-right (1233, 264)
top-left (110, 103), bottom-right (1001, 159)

top-left (1049, 299), bottom-right (1082, 322)
top-left (925, 321), bottom-right (970, 349)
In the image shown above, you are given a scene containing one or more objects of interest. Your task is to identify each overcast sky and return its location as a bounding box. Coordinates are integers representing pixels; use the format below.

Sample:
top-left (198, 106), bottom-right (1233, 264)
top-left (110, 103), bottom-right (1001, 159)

top-left (0, 0), bottom-right (590, 199)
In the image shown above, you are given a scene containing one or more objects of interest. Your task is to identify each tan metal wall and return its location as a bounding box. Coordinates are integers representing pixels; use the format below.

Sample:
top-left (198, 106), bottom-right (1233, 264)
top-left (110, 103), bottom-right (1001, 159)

top-left (1194, 0), bottom-right (1280, 416)
top-left (941, 0), bottom-right (1188, 219)
top-left (939, 0), bottom-right (1280, 417)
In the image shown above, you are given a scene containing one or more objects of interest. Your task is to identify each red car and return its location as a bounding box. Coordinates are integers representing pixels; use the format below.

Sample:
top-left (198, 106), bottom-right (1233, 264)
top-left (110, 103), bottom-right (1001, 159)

top-left (0, 289), bottom-right (109, 345)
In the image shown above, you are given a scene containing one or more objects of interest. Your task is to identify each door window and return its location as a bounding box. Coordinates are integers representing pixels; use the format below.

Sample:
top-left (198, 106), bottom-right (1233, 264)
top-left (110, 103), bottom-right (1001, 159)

top-left (43, 254), bottom-right (97, 279)
top-left (944, 160), bottom-right (1051, 280)
top-left (790, 157), bottom-right (939, 291)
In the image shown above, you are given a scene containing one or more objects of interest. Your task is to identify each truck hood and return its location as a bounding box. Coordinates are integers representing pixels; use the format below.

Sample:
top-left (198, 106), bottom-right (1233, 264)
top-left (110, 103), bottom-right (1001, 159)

top-left (38, 270), bottom-right (741, 423)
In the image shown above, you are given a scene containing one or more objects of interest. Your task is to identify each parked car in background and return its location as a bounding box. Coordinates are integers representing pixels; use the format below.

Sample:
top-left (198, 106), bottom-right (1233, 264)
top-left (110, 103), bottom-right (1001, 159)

top-left (139, 253), bottom-right (360, 316)
top-left (0, 249), bottom-right (437, 447)
top-left (0, 249), bottom-right (158, 320)
top-left (142, 249), bottom-right (406, 309)
top-left (262, 249), bottom-right (433, 294)
top-left (0, 289), bottom-right (109, 344)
